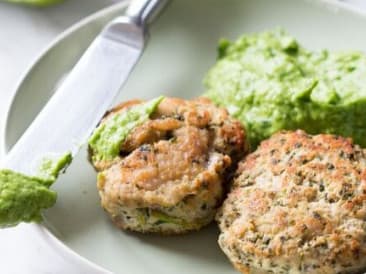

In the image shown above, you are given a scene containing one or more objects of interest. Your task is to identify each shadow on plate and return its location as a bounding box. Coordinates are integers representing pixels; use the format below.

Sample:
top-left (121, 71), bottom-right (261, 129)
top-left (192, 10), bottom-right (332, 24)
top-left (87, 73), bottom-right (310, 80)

top-left (124, 222), bottom-right (230, 265)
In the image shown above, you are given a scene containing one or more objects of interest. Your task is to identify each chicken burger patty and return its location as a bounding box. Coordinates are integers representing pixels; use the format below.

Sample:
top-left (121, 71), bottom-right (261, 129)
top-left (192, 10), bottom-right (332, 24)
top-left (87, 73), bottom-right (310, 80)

top-left (217, 130), bottom-right (366, 273)
top-left (90, 97), bottom-right (247, 234)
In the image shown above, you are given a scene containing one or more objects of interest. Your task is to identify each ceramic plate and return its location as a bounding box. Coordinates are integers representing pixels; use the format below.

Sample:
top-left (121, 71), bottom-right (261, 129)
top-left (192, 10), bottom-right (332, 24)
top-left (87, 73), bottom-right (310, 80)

top-left (4, 0), bottom-right (366, 273)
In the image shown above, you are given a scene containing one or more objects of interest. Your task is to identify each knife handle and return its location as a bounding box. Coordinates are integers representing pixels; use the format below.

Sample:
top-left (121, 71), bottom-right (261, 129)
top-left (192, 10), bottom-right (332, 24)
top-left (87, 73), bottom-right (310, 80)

top-left (126, 0), bottom-right (169, 26)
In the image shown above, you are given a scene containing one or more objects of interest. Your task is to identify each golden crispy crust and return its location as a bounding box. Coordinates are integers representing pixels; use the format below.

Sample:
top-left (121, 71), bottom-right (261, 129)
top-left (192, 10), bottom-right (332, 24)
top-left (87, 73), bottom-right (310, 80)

top-left (217, 130), bottom-right (366, 273)
top-left (91, 97), bottom-right (247, 234)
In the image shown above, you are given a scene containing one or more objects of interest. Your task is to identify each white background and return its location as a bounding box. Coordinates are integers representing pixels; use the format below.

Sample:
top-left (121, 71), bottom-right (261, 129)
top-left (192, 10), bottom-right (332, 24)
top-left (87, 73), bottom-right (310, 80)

top-left (0, 0), bottom-right (365, 273)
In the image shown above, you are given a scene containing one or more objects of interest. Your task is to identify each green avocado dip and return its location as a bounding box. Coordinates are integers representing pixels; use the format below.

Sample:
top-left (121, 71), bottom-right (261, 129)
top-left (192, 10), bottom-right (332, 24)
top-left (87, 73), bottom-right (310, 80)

top-left (0, 153), bottom-right (71, 227)
top-left (89, 96), bottom-right (164, 162)
top-left (204, 29), bottom-right (366, 148)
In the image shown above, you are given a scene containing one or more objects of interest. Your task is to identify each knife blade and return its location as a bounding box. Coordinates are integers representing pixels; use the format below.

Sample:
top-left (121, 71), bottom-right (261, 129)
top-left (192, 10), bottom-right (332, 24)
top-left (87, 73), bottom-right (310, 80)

top-left (2, 0), bottom-right (167, 176)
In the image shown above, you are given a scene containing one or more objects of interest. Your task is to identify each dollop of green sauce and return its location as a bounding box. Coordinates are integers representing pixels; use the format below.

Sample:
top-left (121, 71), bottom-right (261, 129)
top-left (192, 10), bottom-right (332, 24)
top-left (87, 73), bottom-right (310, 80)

top-left (0, 152), bottom-right (72, 227)
top-left (0, 170), bottom-right (55, 227)
top-left (204, 29), bottom-right (366, 148)
top-left (38, 153), bottom-right (72, 181)
top-left (89, 96), bottom-right (164, 162)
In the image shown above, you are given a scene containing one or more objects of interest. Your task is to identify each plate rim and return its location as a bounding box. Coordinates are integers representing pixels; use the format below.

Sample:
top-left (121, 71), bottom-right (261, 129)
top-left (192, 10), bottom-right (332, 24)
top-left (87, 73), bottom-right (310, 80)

top-left (3, 0), bottom-right (366, 273)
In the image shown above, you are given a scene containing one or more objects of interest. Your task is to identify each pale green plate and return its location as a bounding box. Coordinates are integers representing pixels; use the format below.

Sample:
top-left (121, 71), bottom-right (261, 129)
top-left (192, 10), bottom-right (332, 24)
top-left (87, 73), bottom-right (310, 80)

top-left (4, 0), bottom-right (366, 273)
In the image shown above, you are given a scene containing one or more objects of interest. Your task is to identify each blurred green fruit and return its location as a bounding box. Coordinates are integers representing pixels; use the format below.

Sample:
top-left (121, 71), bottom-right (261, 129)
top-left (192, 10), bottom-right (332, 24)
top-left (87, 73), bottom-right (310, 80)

top-left (3, 0), bottom-right (64, 6)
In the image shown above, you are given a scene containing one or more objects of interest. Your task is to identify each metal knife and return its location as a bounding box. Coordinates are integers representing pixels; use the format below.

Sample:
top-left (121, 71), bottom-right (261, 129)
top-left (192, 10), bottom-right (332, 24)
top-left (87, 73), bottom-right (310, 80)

top-left (2, 0), bottom-right (168, 176)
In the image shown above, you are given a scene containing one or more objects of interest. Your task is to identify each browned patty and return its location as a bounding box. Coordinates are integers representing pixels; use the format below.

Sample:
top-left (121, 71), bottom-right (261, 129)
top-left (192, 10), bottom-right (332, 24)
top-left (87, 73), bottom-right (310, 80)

top-left (91, 97), bottom-right (248, 234)
top-left (217, 130), bottom-right (366, 274)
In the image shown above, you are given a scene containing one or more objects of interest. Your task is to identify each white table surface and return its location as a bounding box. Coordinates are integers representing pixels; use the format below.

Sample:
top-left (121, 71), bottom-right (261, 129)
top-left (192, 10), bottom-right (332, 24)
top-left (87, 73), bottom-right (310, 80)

top-left (0, 0), bottom-right (365, 273)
